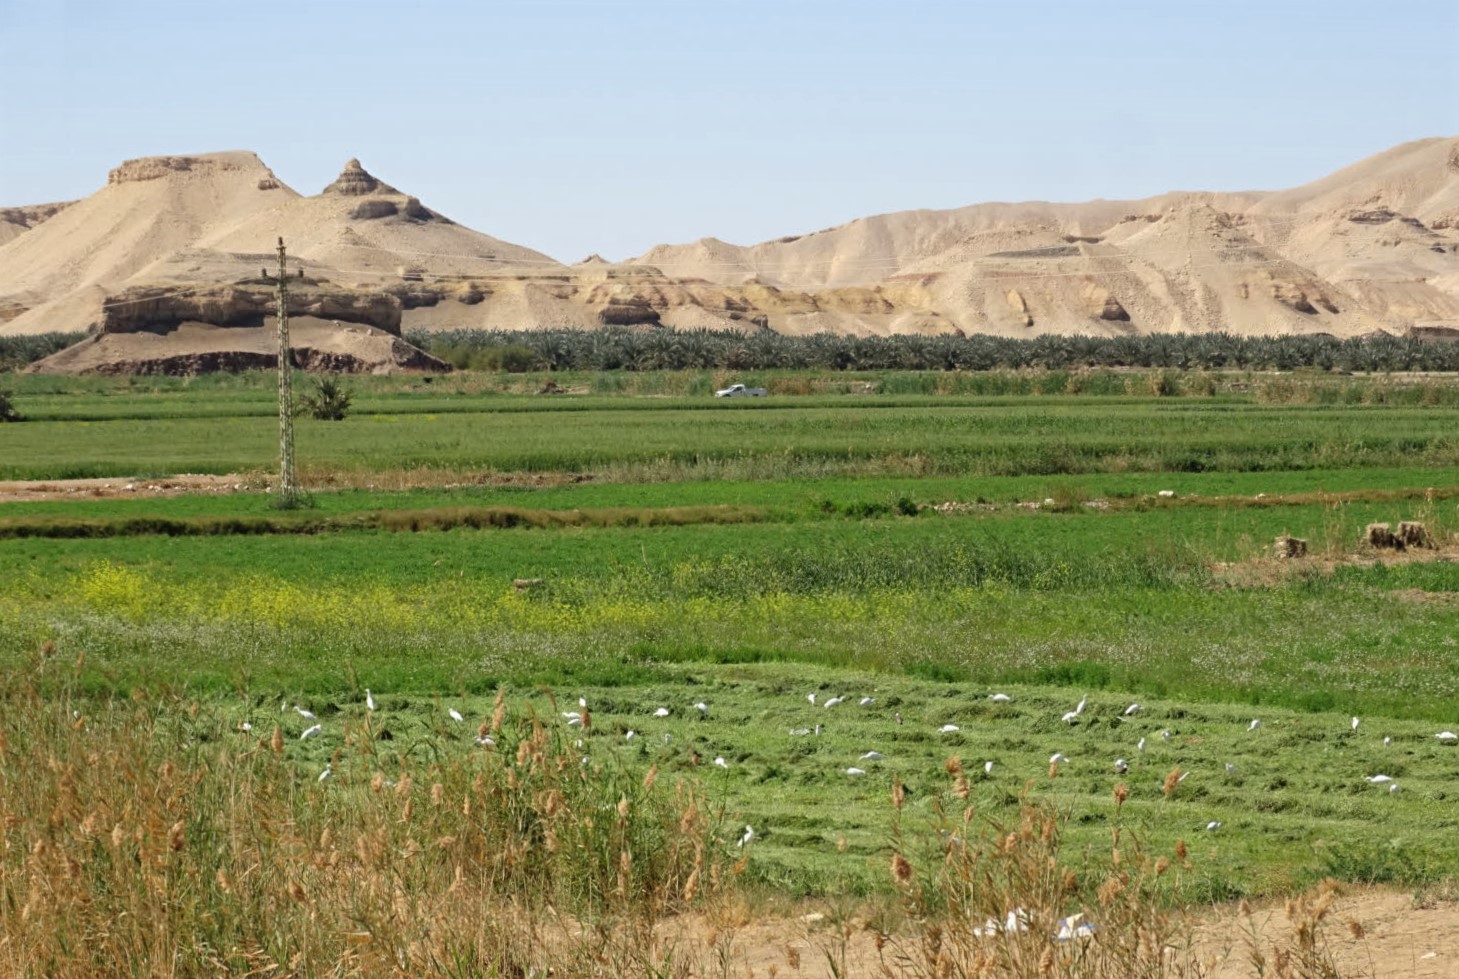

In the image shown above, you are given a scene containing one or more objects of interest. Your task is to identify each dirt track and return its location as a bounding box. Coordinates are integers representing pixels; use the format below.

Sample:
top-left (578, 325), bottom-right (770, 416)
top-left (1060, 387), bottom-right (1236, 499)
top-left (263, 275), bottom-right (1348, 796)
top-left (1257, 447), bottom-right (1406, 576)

top-left (692, 888), bottom-right (1456, 978)
top-left (0, 474), bottom-right (257, 503)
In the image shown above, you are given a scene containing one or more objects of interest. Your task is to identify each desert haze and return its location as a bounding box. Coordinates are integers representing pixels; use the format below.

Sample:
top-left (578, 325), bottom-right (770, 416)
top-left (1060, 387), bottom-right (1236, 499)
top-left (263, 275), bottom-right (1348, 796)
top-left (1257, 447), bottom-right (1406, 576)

top-left (1, 137), bottom-right (1456, 373)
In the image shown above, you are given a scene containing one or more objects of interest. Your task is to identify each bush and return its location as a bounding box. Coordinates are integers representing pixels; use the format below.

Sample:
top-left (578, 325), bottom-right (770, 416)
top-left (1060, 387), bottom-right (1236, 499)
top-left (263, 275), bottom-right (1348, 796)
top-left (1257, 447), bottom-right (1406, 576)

top-left (0, 390), bottom-right (21, 423)
top-left (300, 376), bottom-right (352, 421)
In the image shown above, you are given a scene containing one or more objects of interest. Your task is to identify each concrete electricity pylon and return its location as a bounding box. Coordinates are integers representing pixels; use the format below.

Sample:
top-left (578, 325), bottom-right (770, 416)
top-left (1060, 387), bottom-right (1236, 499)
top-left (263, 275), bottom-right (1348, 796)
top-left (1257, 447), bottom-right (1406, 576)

top-left (274, 236), bottom-right (300, 507)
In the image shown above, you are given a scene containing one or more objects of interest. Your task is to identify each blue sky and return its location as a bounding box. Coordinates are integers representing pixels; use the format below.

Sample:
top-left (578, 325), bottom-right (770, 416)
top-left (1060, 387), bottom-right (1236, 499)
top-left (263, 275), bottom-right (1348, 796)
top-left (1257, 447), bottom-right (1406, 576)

top-left (1, 0), bottom-right (1455, 261)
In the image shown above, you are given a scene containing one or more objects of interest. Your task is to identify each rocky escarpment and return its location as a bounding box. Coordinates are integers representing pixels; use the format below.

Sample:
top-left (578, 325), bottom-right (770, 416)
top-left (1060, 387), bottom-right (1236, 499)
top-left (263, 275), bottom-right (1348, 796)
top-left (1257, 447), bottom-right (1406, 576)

top-left (75, 342), bottom-right (446, 376)
top-left (0, 200), bottom-right (76, 235)
top-left (28, 325), bottom-right (449, 376)
top-left (98, 285), bottom-right (405, 335)
top-left (107, 153), bottom-right (279, 185)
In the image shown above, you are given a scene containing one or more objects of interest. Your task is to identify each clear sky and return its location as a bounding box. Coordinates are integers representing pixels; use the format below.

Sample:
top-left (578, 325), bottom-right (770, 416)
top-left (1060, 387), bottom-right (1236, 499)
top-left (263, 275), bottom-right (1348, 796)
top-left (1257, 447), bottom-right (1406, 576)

top-left (1, 0), bottom-right (1455, 262)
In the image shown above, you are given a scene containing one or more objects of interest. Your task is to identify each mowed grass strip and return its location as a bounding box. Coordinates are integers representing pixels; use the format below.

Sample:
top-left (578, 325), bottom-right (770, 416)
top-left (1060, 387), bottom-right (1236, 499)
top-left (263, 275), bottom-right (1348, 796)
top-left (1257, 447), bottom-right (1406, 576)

top-left (55, 662), bottom-right (1459, 900)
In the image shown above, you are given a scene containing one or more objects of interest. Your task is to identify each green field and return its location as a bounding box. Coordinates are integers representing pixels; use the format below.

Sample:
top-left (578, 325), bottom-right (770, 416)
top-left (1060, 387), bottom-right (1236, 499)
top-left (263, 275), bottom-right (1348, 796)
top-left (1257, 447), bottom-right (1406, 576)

top-left (3, 370), bottom-right (1459, 907)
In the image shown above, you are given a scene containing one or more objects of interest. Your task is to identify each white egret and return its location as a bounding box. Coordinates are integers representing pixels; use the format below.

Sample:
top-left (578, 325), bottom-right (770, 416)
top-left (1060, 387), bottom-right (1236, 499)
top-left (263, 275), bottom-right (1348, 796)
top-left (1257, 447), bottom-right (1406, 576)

top-left (823, 696), bottom-right (845, 709)
top-left (860, 751), bottom-right (884, 761)
top-left (693, 702), bottom-right (709, 714)
top-left (1177, 771), bottom-right (1192, 783)
top-left (1384, 736), bottom-right (1392, 746)
top-left (295, 706), bottom-right (316, 721)
top-left (1364, 774), bottom-right (1394, 784)
top-left (1388, 783), bottom-right (1401, 794)
top-left (1061, 711), bottom-right (1081, 724)
top-left (939, 724), bottom-right (960, 734)
top-left (845, 767), bottom-right (867, 776)
top-left (365, 689), bottom-right (375, 712)
top-left (859, 697), bottom-right (875, 706)
top-left (1248, 719), bottom-right (1261, 732)
top-left (1160, 730), bottom-right (1172, 741)
top-left (448, 709), bottom-right (464, 723)
top-left (1137, 737), bottom-right (1147, 753)
top-left (983, 760), bottom-right (994, 774)
top-left (578, 697), bottom-right (587, 708)
top-left (1056, 913), bottom-right (1096, 942)
top-left (790, 728), bottom-right (811, 736)
top-left (318, 765), bottom-right (332, 783)
top-left (1124, 704), bottom-right (1143, 716)
top-left (566, 716), bottom-right (584, 728)
top-left (989, 693), bottom-right (1012, 703)
top-left (1351, 716), bottom-right (1360, 731)
top-left (300, 724), bottom-right (322, 740)
top-left (1049, 752), bottom-right (1069, 764)
top-left (807, 693), bottom-right (817, 705)
top-left (738, 825), bottom-right (755, 847)
top-left (240, 722), bottom-right (252, 732)
top-left (475, 735), bottom-right (495, 746)
top-left (653, 707), bottom-right (670, 717)
top-left (1437, 731), bottom-right (1458, 743)
top-left (1205, 821), bottom-right (1221, 831)
top-left (625, 730), bottom-right (636, 741)
top-left (1075, 695), bottom-right (1088, 715)
top-left (713, 756), bottom-right (728, 769)
top-left (1113, 759), bottom-right (1128, 774)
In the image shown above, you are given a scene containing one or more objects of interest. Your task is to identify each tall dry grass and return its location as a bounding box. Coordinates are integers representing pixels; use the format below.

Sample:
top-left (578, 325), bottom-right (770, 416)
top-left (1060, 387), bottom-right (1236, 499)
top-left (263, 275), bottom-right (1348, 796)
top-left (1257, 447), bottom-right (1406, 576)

top-left (869, 770), bottom-right (1367, 979)
top-left (0, 663), bottom-right (731, 978)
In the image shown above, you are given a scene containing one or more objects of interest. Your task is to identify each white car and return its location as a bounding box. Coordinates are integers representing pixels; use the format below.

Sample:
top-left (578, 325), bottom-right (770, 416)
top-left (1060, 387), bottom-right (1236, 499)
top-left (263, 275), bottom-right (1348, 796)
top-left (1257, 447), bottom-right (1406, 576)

top-left (714, 383), bottom-right (768, 398)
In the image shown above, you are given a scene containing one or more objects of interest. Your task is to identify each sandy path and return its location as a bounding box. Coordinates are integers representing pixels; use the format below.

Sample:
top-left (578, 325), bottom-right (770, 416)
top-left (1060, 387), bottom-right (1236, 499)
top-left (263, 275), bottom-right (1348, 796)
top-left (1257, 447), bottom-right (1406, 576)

top-left (682, 888), bottom-right (1456, 978)
top-left (0, 473), bottom-right (258, 503)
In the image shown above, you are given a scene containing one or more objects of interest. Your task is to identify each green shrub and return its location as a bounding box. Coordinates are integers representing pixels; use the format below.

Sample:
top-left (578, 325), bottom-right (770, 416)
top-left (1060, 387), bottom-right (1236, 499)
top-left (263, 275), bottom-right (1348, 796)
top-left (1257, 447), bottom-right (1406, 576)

top-left (300, 376), bottom-right (353, 421)
top-left (0, 391), bottom-right (21, 423)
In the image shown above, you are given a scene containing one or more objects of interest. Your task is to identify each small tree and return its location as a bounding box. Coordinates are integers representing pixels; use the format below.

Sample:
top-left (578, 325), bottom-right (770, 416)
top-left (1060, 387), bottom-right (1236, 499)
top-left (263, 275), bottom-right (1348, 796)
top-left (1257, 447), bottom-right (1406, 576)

top-left (0, 391), bottom-right (20, 423)
top-left (300, 375), bottom-right (352, 421)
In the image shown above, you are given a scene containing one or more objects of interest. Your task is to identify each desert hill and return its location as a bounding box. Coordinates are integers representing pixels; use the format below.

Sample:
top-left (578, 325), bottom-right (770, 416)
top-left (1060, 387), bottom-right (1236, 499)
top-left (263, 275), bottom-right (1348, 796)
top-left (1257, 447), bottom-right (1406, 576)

top-left (631, 137), bottom-right (1459, 337)
top-left (3, 138), bottom-right (1458, 373)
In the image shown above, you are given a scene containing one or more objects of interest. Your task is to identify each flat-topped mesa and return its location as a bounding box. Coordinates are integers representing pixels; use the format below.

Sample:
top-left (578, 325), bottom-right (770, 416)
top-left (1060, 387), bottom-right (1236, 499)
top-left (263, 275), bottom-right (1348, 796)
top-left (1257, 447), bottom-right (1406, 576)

top-left (323, 158), bottom-right (398, 196)
top-left (107, 152), bottom-right (264, 185)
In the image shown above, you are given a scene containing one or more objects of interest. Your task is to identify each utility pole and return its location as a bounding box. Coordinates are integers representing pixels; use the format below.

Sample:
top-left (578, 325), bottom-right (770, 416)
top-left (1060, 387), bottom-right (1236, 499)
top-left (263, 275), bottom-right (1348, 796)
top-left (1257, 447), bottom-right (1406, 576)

top-left (275, 236), bottom-right (300, 507)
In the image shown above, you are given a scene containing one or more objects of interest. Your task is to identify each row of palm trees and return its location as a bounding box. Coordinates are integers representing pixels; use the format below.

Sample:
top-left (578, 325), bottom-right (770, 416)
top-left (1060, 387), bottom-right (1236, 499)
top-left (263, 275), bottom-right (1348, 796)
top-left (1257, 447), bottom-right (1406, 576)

top-left (0, 332), bottom-right (84, 371)
top-left (410, 327), bottom-right (1459, 374)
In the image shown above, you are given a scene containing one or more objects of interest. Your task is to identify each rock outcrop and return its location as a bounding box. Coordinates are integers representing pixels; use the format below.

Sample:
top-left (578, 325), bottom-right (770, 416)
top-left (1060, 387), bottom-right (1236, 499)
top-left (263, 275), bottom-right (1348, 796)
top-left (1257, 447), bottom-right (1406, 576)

top-left (0, 201), bottom-right (75, 233)
top-left (98, 285), bottom-right (405, 336)
top-left (1081, 283), bottom-right (1130, 321)
top-left (107, 154), bottom-right (273, 185)
top-left (323, 158), bottom-right (397, 196)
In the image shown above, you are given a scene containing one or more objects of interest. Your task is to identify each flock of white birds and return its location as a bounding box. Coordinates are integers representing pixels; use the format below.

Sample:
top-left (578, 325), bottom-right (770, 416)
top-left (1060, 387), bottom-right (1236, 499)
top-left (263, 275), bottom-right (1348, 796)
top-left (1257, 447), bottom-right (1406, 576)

top-left (268, 686), bottom-right (1459, 845)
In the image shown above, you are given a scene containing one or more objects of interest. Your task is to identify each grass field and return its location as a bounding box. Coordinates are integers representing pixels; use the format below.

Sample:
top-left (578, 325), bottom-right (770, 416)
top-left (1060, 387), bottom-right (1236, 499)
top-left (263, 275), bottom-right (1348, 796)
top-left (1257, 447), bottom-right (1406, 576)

top-left (3, 368), bottom-right (1459, 973)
